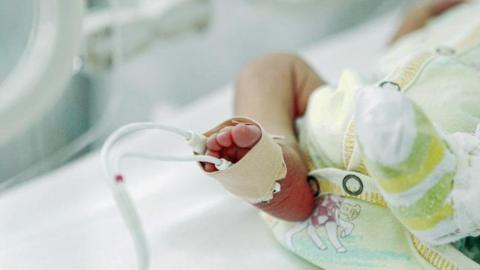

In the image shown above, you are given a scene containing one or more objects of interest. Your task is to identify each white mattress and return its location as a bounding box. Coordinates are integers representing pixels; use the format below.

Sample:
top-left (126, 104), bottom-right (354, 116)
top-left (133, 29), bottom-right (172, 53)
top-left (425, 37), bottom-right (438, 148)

top-left (0, 11), bottom-right (401, 270)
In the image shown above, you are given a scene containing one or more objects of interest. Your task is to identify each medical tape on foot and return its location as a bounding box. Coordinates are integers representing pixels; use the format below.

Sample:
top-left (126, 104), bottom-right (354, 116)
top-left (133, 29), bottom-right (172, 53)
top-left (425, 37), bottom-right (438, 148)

top-left (202, 117), bottom-right (287, 204)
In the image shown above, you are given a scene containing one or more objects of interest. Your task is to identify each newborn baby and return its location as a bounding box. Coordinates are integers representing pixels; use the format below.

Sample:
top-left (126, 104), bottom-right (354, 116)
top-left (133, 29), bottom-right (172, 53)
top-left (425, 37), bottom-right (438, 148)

top-left (201, 0), bottom-right (480, 268)
top-left (203, 0), bottom-right (468, 220)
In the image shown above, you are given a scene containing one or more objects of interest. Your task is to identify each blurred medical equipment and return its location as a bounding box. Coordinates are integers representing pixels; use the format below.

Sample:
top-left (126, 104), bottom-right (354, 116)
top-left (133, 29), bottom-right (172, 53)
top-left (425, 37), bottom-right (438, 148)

top-left (0, 0), bottom-right (212, 190)
top-left (85, 0), bottom-right (211, 68)
top-left (0, 0), bottom-right (83, 145)
top-left (0, 0), bottom-right (84, 187)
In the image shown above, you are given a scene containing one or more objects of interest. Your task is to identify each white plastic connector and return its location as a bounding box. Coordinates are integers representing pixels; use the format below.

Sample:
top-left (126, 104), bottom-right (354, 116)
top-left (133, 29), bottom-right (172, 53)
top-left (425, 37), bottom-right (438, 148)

top-left (215, 158), bottom-right (232, 171)
top-left (273, 182), bottom-right (281, 194)
top-left (187, 131), bottom-right (207, 154)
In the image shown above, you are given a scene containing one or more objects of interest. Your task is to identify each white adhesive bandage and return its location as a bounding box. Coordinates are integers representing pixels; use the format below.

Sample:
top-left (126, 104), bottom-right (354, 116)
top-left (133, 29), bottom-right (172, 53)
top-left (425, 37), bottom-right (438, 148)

top-left (202, 117), bottom-right (287, 204)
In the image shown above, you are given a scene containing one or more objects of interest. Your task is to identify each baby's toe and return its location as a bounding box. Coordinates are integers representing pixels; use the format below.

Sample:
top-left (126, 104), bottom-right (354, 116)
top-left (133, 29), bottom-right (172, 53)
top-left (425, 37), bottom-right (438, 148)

top-left (223, 146), bottom-right (238, 162)
top-left (216, 127), bottom-right (233, 147)
top-left (203, 149), bottom-right (220, 172)
top-left (231, 124), bottom-right (261, 148)
top-left (207, 135), bottom-right (222, 151)
top-left (203, 163), bottom-right (216, 172)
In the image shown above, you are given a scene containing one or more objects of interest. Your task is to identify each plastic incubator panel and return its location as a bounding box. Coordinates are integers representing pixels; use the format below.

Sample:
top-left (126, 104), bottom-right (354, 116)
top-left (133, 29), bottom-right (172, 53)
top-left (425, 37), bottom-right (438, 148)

top-left (0, 0), bottom-right (83, 145)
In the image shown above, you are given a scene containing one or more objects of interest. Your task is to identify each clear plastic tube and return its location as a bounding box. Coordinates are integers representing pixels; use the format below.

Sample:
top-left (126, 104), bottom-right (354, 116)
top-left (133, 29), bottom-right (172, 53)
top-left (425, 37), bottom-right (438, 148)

top-left (101, 121), bottom-right (229, 270)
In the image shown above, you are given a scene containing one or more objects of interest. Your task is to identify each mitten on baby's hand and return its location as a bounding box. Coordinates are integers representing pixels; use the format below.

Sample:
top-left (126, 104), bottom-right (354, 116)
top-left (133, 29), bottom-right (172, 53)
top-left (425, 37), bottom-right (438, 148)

top-left (354, 86), bottom-right (468, 245)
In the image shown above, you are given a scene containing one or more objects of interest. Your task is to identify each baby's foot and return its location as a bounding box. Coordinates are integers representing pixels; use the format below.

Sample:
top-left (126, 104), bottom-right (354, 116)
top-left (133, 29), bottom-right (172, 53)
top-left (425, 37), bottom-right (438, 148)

top-left (203, 123), bottom-right (262, 172)
top-left (203, 122), bottom-right (315, 221)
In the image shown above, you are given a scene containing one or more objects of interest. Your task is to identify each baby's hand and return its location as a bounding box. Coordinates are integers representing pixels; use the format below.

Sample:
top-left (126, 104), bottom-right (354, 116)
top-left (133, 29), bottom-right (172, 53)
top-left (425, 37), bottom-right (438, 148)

top-left (203, 123), bottom-right (261, 172)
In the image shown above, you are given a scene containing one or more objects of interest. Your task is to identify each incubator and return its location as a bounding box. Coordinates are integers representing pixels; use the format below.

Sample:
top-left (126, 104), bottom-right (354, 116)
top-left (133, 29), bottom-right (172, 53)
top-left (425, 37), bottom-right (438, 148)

top-left (0, 0), bottom-right (211, 188)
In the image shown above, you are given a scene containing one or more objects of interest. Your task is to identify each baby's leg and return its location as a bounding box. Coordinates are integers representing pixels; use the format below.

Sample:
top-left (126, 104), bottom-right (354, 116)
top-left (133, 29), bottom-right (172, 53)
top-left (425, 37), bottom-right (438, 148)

top-left (204, 53), bottom-right (325, 221)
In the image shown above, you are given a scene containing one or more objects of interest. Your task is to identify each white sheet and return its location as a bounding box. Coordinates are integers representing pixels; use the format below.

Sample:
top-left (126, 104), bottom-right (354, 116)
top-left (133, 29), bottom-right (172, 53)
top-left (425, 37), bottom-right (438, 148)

top-left (0, 11), bottom-right (401, 270)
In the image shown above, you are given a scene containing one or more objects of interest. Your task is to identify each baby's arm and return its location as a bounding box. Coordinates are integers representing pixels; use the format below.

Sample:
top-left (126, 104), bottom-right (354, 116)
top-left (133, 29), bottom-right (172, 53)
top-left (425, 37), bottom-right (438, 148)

top-left (234, 53), bottom-right (325, 221)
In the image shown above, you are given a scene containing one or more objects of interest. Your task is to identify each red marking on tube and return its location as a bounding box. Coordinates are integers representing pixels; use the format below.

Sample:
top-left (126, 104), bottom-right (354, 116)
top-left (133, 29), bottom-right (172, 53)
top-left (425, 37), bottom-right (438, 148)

top-left (115, 174), bottom-right (124, 183)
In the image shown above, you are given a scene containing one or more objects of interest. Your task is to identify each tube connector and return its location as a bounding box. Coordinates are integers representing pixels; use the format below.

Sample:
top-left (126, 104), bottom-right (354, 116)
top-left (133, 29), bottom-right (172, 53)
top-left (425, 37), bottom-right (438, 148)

top-left (215, 158), bottom-right (232, 171)
top-left (187, 131), bottom-right (207, 154)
